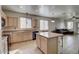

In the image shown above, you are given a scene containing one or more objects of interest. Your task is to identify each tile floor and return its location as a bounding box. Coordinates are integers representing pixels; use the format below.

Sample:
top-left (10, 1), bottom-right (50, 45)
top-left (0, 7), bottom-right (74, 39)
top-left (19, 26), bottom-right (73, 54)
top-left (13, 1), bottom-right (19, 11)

top-left (9, 40), bottom-right (42, 54)
top-left (9, 34), bottom-right (79, 54)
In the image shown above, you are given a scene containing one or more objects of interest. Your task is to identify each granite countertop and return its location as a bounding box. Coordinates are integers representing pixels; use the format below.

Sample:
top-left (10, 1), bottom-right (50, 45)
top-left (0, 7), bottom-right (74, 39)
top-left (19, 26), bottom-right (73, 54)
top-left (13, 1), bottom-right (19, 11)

top-left (37, 32), bottom-right (63, 39)
top-left (2, 28), bottom-right (33, 32)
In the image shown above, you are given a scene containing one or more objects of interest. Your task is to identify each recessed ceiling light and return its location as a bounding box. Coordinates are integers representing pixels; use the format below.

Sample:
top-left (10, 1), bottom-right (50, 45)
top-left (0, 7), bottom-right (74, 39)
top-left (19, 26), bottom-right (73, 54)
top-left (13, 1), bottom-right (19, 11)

top-left (19, 6), bottom-right (23, 8)
top-left (51, 20), bottom-right (55, 22)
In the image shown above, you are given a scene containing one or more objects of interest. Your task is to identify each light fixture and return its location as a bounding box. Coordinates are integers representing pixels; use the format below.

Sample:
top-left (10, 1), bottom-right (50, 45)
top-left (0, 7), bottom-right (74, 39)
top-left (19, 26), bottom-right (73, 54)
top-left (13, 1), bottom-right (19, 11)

top-left (19, 6), bottom-right (24, 9)
top-left (51, 20), bottom-right (55, 22)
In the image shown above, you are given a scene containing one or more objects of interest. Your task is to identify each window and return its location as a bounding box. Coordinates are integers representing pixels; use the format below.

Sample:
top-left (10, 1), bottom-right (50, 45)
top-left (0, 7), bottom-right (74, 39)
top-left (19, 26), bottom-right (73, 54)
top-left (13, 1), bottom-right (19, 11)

top-left (67, 22), bottom-right (73, 29)
top-left (20, 17), bottom-right (31, 29)
top-left (40, 20), bottom-right (48, 30)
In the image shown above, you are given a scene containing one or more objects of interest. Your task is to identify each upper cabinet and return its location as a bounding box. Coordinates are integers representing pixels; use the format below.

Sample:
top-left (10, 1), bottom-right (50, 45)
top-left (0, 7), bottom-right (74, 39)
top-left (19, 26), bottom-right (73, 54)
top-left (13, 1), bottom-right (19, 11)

top-left (32, 18), bottom-right (37, 30)
top-left (7, 17), bottom-right (18, 29)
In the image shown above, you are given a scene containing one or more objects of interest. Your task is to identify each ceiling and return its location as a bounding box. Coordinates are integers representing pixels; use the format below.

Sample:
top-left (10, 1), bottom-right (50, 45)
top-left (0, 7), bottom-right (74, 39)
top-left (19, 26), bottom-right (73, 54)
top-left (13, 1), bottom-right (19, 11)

top-left (2, 5), bottom-right (79, 18)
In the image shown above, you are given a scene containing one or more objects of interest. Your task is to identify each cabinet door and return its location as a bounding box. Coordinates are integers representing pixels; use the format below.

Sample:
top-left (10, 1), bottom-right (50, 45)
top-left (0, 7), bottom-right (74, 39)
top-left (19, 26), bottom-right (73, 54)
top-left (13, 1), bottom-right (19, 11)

top-left (36, 35), bottom-right (41, 48)
top-left (11, 32), bottom-right (22, 43)
top-left (40, 36), bottom-right (47, 53)
top-left (32, 19), bottom-right (37, 29)
top-left (23, 31), bottom-right (32, 41)
top-left (7, 17), bottom-right (14, 27)
top-left (13, 18), bottom-right (18, 28)
top-left (7, 17), bottom-right (18, 28)
top-left (11, 31), bottom-right (32, 43)
top-left (26, 31), bottom-right (32, 40)
top-left (48, 38), bottom-right (58, 54)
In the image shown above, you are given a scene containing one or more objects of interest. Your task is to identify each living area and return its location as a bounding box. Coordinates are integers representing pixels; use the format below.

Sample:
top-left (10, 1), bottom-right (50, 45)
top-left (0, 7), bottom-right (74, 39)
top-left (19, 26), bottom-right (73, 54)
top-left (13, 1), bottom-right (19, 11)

top-left (52, 19), bottom-right (74, 35)
top-left (51, 18), bottom-right (79, 54)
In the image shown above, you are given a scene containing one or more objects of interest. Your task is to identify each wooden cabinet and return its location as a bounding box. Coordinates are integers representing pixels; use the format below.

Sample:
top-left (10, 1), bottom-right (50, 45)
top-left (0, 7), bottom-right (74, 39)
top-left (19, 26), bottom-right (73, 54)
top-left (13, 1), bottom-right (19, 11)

top-left (7, 17), bottom-right (18, 28)
top-left (8, 17), bottom-right (14, 26)
top-left (36, 35), bottom-right (41, 48)
top-left (40, 36), bottom-right (47, 53)
top-left (47, 38), bottom-right (58, 54)
top-left (32, 18), bottom-right (37, 30)
top-left (11, 32), bottom-right (22, 43)
top-left (22, 31), bottom-right (32, 41)
top-left (36, 32), bottom-right (63, 54)
top-left (11, 31), bottom-right (32, 43)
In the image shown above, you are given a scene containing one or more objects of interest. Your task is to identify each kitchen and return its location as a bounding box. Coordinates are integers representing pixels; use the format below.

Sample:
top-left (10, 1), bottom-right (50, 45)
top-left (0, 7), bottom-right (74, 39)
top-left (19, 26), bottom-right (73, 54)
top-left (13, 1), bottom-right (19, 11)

top-left (0, 5), bottom-right (79, 54)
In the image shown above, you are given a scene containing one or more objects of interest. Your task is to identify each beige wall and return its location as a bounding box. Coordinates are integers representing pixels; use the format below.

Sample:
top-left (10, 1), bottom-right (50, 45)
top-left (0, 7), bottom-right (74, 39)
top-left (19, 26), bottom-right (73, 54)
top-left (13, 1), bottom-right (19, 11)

top-left (0, 6), bottom-right (1, 38)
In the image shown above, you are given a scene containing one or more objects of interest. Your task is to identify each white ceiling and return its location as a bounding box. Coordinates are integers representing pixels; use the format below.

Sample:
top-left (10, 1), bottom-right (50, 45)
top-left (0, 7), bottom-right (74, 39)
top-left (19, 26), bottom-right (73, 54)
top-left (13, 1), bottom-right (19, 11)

top-left (2, 5), bottom-right (79, 18)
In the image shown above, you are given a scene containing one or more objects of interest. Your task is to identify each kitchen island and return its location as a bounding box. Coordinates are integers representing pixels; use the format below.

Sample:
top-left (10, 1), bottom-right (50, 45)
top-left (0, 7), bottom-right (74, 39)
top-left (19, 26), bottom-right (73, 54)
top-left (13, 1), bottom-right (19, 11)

top-left (36, 32), bottom-right (63, 54)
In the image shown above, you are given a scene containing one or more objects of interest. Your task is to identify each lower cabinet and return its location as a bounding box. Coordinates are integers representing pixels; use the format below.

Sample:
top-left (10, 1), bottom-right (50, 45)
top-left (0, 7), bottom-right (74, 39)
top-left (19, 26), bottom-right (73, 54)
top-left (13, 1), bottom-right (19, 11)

top-left (36, 35), bottom-right (63, 54)
top-left (23, 31), bottom-right (32, 41)
top-left (40, 36), bottom-right (47, 54)
top-left (47, 38), bottom-right (58, 54)
top-left (11, 32), bottom-right (22, 43)
top-left (36, 35), bottom-right (41, 48)
top-left (11, 31), bottom-right (32, 43)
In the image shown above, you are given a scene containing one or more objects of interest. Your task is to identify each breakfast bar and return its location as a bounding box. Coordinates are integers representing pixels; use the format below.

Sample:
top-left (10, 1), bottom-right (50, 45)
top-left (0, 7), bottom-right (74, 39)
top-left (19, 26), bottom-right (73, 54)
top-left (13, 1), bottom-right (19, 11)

top-left (36, 32), bottom-right (63, 54)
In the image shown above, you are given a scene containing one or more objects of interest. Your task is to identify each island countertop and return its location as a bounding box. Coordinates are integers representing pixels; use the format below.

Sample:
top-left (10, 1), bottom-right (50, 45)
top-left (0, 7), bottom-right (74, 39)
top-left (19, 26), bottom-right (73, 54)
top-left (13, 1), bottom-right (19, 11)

top-left (37, 32), bottom-right (63, 39)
